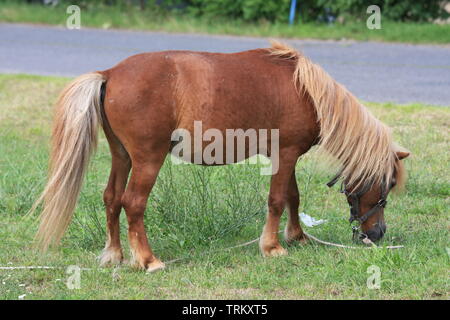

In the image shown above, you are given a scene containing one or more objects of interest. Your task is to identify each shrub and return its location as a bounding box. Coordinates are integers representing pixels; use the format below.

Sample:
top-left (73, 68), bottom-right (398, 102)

top-left (23, 0), bottom-right (449, 23)
top-left (320, 0), bottom-right (446, 23)
top-left (162, 0), bottom-right (447, 23)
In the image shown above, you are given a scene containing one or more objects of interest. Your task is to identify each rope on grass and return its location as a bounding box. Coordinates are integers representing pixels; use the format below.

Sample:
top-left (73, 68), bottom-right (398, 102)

top-left (0, 266), bottom-right (92, 270)
top-left (304, 232), bottom-right (404, 250)
top-left (0, 231), bottom-right (403, 270)
top-left (164, 230), bottom-right (404, 265)
top-left (0, 266), bottom-right (58, 270)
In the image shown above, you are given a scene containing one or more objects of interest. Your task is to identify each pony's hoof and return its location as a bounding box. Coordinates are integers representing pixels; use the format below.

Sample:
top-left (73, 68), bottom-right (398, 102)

top-left (146, 259), bottom-right (165, 273)
top-left (284, 228), bottom-right (309, 245)
top-left (261, 245), bottom-right (288, 257)
top-left (98, 247), bottom-right (123, 267)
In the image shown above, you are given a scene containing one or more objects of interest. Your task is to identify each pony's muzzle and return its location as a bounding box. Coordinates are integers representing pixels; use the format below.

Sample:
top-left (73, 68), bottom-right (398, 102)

top-left (365, 222), bottom-right (387, 242)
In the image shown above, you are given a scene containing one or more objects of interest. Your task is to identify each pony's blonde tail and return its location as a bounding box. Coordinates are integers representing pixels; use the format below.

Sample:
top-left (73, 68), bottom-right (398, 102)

top-left (32, 72), bottom-right (106, 251)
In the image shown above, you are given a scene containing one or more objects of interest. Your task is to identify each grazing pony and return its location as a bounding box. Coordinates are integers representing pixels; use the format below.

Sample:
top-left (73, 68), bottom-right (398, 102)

top-left (32, 42), bottom-right (409, 272)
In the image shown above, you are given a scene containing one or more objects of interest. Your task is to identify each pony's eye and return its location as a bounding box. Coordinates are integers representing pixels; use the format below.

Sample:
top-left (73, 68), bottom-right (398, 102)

top-left (390, 178), bottom-right (397, 189)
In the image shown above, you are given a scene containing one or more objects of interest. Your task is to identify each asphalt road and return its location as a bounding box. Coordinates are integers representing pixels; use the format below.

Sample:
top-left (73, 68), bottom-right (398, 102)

top-left (1, 23), bottom-right (449, 106)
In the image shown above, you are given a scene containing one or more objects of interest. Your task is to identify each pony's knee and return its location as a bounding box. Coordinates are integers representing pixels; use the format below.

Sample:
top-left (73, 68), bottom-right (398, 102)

top-left (288, 186), bottom-right (299, 199)
top-left (268, 194), bottom-right (287, 213)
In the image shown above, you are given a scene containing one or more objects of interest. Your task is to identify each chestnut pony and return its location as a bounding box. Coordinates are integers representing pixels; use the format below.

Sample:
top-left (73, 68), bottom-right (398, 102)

top-left (32, 42), bottom-right (409, 272)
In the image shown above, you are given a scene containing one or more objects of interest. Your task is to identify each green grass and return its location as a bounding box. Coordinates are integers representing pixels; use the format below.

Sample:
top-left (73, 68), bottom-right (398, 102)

top-left (1, 1), bottom-right (450, 44)
top-left (0, 74), bottom-right (449, 299)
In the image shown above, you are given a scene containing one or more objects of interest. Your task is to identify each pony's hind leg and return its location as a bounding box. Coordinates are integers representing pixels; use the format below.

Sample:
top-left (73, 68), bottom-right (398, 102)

top-left (99, 142), bottom-right (131, 266)
top-left (284, 172), bottom-right (307, 244)
top-left (259, 149), bottom-right (300, 257)
top-left (121, 152), bottom-right (167, 272)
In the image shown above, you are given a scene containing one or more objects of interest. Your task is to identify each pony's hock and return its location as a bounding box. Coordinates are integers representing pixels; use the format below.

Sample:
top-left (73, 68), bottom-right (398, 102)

top-left (31, 42), bottom-right (410, 270)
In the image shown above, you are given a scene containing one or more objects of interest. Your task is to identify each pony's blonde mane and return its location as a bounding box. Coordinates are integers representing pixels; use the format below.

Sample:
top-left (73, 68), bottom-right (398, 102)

top-left (268, 41), bottom-right (403, 190)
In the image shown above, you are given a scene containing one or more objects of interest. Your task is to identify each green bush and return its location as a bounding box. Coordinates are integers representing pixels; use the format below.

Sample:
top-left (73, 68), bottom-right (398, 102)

top-left (185, 0), bottom-right (292, 22)
top-left (21, 0), bottom-right (448, 23)
top-left (165, 0), bottom-right (447, 23)
top-left (320, 0), bottom-right (446, 22)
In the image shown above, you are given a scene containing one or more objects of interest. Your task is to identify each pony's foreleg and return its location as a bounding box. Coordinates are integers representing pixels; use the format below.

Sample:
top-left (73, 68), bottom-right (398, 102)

top-left (99, 152), bottom-right (131, 266)
top-left (121, 154), bottom-right (166, 272)
top-left (259, 149), bottom-right (299, 257)
top-left (284, 172), bottom-right (307, 244)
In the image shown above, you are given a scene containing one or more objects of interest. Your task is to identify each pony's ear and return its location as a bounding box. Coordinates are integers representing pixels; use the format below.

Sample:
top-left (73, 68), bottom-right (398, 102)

top-left (396, 150), bottom-right (410, 160)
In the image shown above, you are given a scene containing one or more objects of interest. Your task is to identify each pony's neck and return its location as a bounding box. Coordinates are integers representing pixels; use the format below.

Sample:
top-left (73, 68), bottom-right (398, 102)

top-left (268, 41), bottom-right (396, 189)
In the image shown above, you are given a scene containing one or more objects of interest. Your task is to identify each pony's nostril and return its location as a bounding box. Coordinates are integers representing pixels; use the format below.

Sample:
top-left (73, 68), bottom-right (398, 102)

top-left (366, 230), bottom-right (379, 242)
top-left (365, 226), bottom-right (385, 242)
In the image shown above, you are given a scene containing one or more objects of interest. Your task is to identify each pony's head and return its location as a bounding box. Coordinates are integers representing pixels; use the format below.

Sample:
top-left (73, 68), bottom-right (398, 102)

top-left (337, 150), bottom-right (410, 242)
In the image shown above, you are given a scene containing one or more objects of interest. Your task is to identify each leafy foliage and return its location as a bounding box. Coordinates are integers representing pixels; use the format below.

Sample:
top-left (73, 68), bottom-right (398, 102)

top-left (17, 0), bottom-right (450, 23)
top-left (161, 0), bottom-right (447, 22)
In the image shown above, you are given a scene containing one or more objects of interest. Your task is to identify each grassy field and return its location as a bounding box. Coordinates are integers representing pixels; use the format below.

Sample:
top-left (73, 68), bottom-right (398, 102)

top-left (0, 74), bottom-right (449, 300)
top-left (1, 1), bottom-right (450, 44)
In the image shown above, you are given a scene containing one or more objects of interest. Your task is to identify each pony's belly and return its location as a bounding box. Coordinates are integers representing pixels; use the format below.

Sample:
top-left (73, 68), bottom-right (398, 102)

top-left (169, 137), bottom-right (266, 165)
